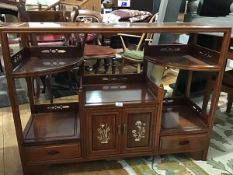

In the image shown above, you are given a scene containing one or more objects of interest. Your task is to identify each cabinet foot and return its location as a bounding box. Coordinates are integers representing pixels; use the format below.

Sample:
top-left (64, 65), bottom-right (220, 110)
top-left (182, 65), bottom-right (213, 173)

top-left (189, 150), bottom-right (207, 161)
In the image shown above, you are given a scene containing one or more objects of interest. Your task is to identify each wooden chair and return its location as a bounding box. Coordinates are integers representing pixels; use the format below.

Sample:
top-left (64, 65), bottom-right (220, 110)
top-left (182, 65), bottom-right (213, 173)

top-left (118, 14), bottom-right (156, 73)
top-left (72, 9), bottom-right (116, 74)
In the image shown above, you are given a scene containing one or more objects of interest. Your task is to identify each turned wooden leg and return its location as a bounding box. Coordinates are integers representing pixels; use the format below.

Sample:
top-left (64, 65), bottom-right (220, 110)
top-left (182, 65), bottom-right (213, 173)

top-left (111, 57), bottom-right (116, 74)
top-left (104, 58), bottom-right (110, 74)
top-left (93, 59), bottom-right (101, 74)
top-left (226, 93), bottom-right (233, 113)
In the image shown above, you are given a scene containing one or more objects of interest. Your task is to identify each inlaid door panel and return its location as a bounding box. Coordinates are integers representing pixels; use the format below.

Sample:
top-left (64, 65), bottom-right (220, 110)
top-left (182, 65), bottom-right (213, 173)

top-left (122, 108), bottom-right (155, 153)
top-left (87, 110), bottom-right (121, 156)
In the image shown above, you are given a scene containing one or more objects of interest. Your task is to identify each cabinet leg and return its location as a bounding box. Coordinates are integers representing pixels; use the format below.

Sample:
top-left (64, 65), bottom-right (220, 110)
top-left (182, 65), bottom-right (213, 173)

top-left (23, 164), bottom-right (49, 175)
top-left (189, 150), bottom-right (207, 161)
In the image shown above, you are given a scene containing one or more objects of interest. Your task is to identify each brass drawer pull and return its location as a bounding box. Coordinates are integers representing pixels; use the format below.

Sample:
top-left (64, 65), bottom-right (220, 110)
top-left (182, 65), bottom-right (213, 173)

top-left (47, 150), bottom-right (59, 155)
top-left (179, 140), bottom-right (190, 145)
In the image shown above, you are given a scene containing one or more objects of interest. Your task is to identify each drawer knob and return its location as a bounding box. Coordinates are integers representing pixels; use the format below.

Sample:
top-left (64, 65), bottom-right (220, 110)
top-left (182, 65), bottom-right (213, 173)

top-left (47, 150), bottom-right (59, 155)
top-left (179, 140), bottom-right (190, 145)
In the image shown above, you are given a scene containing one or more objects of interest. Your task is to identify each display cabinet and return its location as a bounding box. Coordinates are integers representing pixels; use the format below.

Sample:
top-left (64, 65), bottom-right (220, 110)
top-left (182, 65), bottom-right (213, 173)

top-left (0, 22), bottom-right (231, 175)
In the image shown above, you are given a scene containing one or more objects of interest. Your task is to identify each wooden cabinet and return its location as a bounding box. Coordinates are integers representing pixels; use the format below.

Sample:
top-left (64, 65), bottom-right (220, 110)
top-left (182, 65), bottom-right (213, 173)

top-left (0, 22), bottom-right (231, 175)
top-left (86, 107), bottom-right (155, 157)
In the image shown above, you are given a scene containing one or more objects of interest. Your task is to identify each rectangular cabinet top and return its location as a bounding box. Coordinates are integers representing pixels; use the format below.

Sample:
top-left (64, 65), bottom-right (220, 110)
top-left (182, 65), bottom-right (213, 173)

top-left (0, 22), bottom-right (231, 33)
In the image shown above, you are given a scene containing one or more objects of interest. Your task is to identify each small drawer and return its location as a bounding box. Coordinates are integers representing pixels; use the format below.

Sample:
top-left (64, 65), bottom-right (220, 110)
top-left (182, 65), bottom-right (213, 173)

top-left (25, 143), bottom-right (81, 162)
top-left (160, 134), bottom-right (208, 154)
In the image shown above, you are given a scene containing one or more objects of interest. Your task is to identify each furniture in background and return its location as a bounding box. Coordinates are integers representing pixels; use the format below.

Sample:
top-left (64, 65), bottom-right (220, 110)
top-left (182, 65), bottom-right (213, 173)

top-left (176, 0), bottom-right (233, 113)
top-left (0, 22), bottom-right (230, 175)
top-left (72, 9), bottom-right (116, 74)
top-left (203, 70), bottom-right (233, 113)
top-left (43, 0), bottom-right (101, 12)
top-left (118, 14), bottom-right (156, 73)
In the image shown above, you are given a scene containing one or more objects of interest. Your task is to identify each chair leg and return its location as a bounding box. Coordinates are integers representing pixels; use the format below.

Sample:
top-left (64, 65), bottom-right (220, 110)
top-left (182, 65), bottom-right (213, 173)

top-left (111, 57), bottom-right (116, 74)
top-left (226, 93), bottom-right (233, 113)
top-left (104, 58), bottom-right (110, 74)
top-left (137, 63), bottom-right (141, 73)
top-left (93, 59), bottom-right (101, 74)
top-left (119, 58), bottom-right (124, 74)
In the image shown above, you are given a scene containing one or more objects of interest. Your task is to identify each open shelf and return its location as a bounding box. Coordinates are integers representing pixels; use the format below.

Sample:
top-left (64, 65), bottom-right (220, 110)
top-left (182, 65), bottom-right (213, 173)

top-left (160, 98), bottom-right (208, 135)
top-left (85, 83), bottom-right (156, 106)
top-left (23, 111), bottom-right (80, 144)
top-left (11, 46), bottom-right (83, 77)
top-left (144, 44), bottom-right (220, 71)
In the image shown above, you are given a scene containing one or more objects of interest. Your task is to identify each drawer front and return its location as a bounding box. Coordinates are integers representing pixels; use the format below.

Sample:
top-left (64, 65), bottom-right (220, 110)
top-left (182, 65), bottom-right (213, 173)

top-left (160, 134), bottom-right (208, 154)
top-left (25, 143), bottom-right (81, 162)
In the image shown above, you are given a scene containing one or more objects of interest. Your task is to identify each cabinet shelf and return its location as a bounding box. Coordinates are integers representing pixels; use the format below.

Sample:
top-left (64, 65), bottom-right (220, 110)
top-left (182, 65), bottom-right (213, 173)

top-left (144, 44), bottom-right (220, 71)
top-left (85, 83), bottom-right (157, 106)
top-left (11, 46), bottom-right (83, 77)
top-left (161, 98), bottom-right (208, 135)
top-left (23, 111), bottom-right (80, 144)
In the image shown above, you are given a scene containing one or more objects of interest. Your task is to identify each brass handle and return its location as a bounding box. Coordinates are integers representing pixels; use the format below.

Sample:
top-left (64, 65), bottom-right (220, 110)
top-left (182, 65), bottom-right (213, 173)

top-left (47, 150), bottom-right (59, 155)
top-left (179, 140), bottom-right (190, 145)
top-left (123, 124), bottom-right (127, 134)
top-left (117, 124), bottom-right (121, 135)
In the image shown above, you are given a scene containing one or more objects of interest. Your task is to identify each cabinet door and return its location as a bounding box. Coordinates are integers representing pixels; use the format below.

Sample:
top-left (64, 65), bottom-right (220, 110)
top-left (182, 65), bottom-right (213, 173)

top-left (86, 110), bottom-right (121, 157)
top-left (122, 108), bottom-right (155, 153)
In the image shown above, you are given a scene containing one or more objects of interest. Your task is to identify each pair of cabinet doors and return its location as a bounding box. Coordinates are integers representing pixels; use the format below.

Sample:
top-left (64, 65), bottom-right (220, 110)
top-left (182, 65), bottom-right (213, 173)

top-left (86, 107), bottom-right (157, 158)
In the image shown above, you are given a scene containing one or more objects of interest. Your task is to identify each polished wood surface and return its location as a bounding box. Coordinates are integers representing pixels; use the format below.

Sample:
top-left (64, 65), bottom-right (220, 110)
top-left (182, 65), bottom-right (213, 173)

top-left (11, 46), bottom-right (83, 77)
top-left (0, 105), bottom-right (130, 175)
top-left (122, 108), bottom-right (155, 153)
top-left (0, 22), bottom-right (231, 174)
top-left (86, 109), bottom-right (121, 157)
top-left (85, 83), bottom-right (155, 105)
top-left (160, 98), bottom-right (208, 135)
top-left (24, 143), bottom-right (81, 163)
top-left (160, 134), bottom-right (208, 154)
top-left (0, 22), bottom-right (231, 33)
top-left (144, 44), bottom-right (221, 71)
top-left (24, 111), bottom-right (79, 144)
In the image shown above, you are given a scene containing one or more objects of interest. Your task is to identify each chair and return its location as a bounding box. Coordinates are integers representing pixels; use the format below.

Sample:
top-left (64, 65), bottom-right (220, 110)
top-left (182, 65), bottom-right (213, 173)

top-left (72, 9), bottom-right (116, 74)
top-left (118, 14), bottom-right (156, 73)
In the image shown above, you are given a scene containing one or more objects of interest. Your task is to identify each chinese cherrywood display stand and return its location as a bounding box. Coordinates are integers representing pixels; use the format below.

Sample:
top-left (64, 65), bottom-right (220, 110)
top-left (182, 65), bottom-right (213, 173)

top-left (0, 22), bottom-right (231, 175)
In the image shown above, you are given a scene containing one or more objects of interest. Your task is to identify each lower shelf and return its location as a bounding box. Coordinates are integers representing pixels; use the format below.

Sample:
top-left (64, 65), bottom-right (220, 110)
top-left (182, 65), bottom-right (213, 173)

top-left (161, 98), bottom-right (208, 135)
top-left (23, 111), bottom-right (80, 144)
